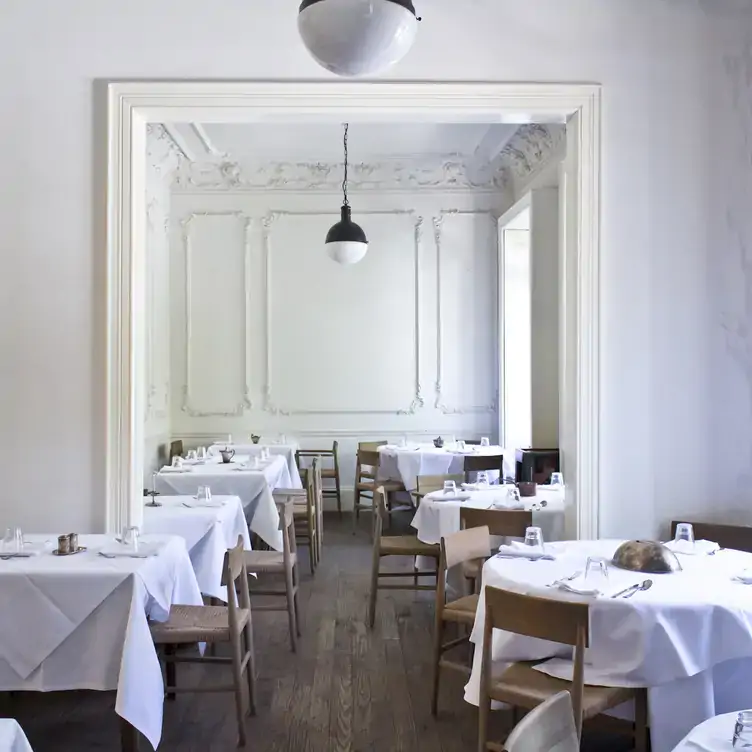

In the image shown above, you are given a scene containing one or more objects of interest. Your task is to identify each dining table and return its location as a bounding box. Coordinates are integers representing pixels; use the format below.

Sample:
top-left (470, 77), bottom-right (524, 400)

top-left (155, 454), bottom-right (290, 549)
top-left (0, 720), bottom-right (33, 752)
top-left (377, 442), bottom-right (515, 491)
top-left (464, 539), bottom-right (752, 752)
top-left (142, 494), bottom-right (251, 601)
top-left (0, 534), bottom-right (203, 751)
top-left (671, 710), bottom-right (747, 750)
top-left (207, 442), bottom-right (302, 488)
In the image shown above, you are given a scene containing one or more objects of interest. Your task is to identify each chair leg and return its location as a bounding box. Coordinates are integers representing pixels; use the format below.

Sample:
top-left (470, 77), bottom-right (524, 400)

top-left (335, 471), bottom-right (342, 517)
top-left (164, 645), bottom-right (176, 700)
top-left (285, 565), bottom-right (298, 653)
top-left (431, 619), bottom-right (444, 716)
top-left (368, 552), bottom-right (380, 629)
top-left (293, 560), bottom-right (302, 637)
top-left (308, 527), bottom-right (316, 575)
top-left (120, 717), bottom-right (140, 752)
top-left (243, 623), bottom-right (257, 716)
top-left (230, 635), bottom-right (247, 747)
top-left (634, 688), bottom-right (649, 752)
top-left (478, 694), bottom-right (491, 752)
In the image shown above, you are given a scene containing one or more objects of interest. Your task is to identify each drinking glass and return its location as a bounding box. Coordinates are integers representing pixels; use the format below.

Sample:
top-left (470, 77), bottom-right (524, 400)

top-left (171, 455), bottom-right (183, 468)
top-left (733, 711), bottom-right (752, 747)
top-left (1, 528), bottom-right (13, 553)
top-left (674, 522), bottom-right (695, 550)
top-left (13, 528), bottom-right (23, 553)
top-left (196, 486), bottom-right (212, 502)
top-left (508, 487), bottom-right (521, 503)
top-left (476, 471), bottom-right (490, 486)
top-left (584, 557), bottom-right (610, 592)
top-left (399, 436), bottom-right (408, 448)
top-left (550, 472), bottom-right (564, 487)
top-left (122, 526), bottom-right (140, 551)
top-left (279, 434), bottom-right (287, 444)
top-left (227, 434), bottom-right (233, 444)
top-left (186, 449), bottom-right (197, 461)
top-left (197, 446), bottom-right (207, 460)
top-left (261, 447), bottom-right (270, 460)
top-left (443, 480), bottom-right (457, 495)
top-left (456, 440), bottom-right (466, 451)
top-left (524, 526), bottom-right (545, 552)
top-left (252, 456), bottom-right (261, 469)
top-left (480, 437), bottom-right (491, 447)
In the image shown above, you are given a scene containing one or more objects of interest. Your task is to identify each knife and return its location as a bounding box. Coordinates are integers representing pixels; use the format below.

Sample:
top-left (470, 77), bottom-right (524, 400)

top-left (611, 583), bottom-right (640, 599)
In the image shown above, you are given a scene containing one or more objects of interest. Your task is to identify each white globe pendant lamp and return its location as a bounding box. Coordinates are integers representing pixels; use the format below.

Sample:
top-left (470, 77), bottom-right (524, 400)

top-left (298, 0), bottom-right (419, 77)
top-left (326, 124), bottom-right (368, 265)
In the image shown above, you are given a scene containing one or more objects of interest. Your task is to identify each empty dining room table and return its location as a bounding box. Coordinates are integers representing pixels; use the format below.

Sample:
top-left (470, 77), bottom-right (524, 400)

top-left (154, 454), bottom-right (290, 549)
top-left (0, 720), bottom-right (33, 752)
top-left (464, 538), bottom-right (752, 752)
top-left (0, 534), bottom-right (203, 751)
top-left (377, 441), bottom-right (515, 491)
top-left (207, 441), bottom-right (303, 488)
top-left (142, 494), bottom-right (251, 601)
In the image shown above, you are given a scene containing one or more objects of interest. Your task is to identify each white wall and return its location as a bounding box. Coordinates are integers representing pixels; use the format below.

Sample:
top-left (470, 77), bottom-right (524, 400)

top-left (0, 0), bottom-right (748, 537)
top-left (169, 180), bottom-right (505, 507)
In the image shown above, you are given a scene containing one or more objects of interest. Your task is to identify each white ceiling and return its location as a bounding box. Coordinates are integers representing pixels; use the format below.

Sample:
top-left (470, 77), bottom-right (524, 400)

top-left (165, 122), bottom-right (521, 164)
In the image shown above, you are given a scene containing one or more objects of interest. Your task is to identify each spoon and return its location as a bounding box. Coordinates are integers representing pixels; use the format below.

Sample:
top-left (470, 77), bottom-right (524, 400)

top-left (623, 579), bottom-right (653, 599)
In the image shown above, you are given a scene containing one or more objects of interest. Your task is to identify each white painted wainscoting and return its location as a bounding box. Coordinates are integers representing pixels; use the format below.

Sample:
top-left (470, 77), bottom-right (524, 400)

top-left (169, 188), bottom-right (507, 508)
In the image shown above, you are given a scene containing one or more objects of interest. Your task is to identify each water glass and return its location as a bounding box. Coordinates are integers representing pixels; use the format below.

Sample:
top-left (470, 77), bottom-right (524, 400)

top-left (399, 436), bottom-right (408, 448)
top-left (476, 471), bottom-right (490, 486)
top-left (279, 434), bottom-right (287, 444)
top-left (443, 480), bottom-right (457, 495)
top-left (674, 522), bottom-right (695, 549)
top-left (197, 485), bottom-right (212, 502)
top-left (186, 449), bottom-right (197, 461)
top-left (480, 437), bottom-right (491, 447)
top-left (261, 447), bottom-right (270, 460)
top-left (171, 455), bottom-right (183, 468)
top-left (585, 557), bottom-right (610, 592)
top-left (550, 472), bottom-right (564, 487)
top-left (122, 526), bottom-right (140, 551)
top-left (252, 456), bottom-right (261, 469)
top-left (733, 711), bottom-right (752, 747)
top-left (3, 527), bottom-right (22, 553)
top-left (524, 526), bottom-right (545, 552)
top-left (227, 434), bottom-right (233, 444)
top-left (456, 440), bottom-right (466, 451)
top-left (508, 487), bottom-right (521, 503)
top-left (197, 446), bottom-right (207, 460)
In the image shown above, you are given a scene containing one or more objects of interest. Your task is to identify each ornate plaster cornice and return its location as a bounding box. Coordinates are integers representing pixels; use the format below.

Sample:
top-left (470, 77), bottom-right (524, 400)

top-left (172, 154), bottom-right (508, 193)
top-left (146, 124), bottom-right (182, 178)
top-left (500, 124), bottom-right (566, 180)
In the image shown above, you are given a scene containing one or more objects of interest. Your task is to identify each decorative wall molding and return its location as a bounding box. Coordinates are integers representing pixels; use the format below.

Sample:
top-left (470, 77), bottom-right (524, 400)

top-left (500, 124), bottom-right (566, 181)
top-left (146, 124), bottom-right (182, 179)
top-left (262, 209), bottom-right (425, 415)
top-left (173, 155), bottom-right (508, 193)
top-left (180, 211), bottom-right (253, 417)
top-left (433, 210), bottom-right (499, 415)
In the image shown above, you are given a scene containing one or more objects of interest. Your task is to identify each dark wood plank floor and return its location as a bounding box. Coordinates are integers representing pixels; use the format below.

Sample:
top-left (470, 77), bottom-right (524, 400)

top-left (0, 515), bottom-right (635, 751)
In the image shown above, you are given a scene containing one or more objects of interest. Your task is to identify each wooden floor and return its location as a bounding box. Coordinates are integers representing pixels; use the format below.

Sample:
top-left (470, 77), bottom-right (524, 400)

top-left (1, 515), bottom-right (635, 751)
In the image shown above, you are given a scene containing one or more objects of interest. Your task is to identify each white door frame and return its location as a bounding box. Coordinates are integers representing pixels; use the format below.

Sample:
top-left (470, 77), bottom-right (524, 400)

top-left (105, 81), bottom-right (601, 538)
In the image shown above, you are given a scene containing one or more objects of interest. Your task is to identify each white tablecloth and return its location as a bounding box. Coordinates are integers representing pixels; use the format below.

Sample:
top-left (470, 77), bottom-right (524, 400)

top-left (378, 444), bottom-right (515, 491)
top-left (0, 720), bottom-right (33, 752)
top-left (465, 539), bottom-right (752, 752)
top-left (208, 443), bottom-right (302, 488)
top-left (0, 534), bottom-right (202, 750)
top-left (411, 486), bottom-right (566, 545)
top-left (155, 455), bottom-right (290, 550)
top-left (143, 495), bottom-right (251, 601)
top-left (672, 711), bottom-right (744, 750)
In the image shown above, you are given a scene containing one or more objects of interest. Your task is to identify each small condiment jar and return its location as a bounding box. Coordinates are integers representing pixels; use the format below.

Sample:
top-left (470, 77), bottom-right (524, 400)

top-left (57, 534), bottom-right (71, 554)
top-left (67, 533), bottom-right (78, 552)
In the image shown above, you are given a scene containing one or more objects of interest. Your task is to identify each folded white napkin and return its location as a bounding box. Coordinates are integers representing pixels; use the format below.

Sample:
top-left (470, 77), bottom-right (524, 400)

top-left (461, 483), bottom-right (500, 491)
top-left (497, 541), bottom-right (555, 561)
top-left (664, 539), bottom-right (719, 555)
top-left (489, 498), bottom-right (525, 510)
top-left (0, 543), bottom-right (46, 558)
top-left (425, 491), bottom-right (471, 502)
top-left (99, 542), bottom-right (160, 558)
top-left (160, 466), bottom-right (192, 473)
top-left (183, 499), bottom-right (225, 508)
top-left (555, 575), bottom-right (637, 598)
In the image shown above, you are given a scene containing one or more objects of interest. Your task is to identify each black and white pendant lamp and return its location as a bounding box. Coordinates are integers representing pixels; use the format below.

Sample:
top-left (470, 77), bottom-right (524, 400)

top-left (298, 0), bottom-right (419, 77)
top-left (326, 123), bottom-right (368, 266)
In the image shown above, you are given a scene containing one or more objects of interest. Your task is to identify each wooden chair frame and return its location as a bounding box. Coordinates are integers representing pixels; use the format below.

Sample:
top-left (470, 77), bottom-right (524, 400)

top-left (354, 446), bottom-right (405, 534)
top-left (290, 459), bottom-right (318, 574)
top-left (413, 473), bottom-right (464, 506)
top-left (296, 441), bottom-right (342, 516)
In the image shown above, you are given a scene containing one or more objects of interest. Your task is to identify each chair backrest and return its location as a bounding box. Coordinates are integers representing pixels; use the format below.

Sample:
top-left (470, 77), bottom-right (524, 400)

top-left (416, 474), bottom-right (464, 496)
top-left (221, 535), bottom-right (251, 631)
top-left (482, 585), bottom-right (589, 738)
top-left (462, 439), bottom-right (483, 445)
top-left (169, 439), bottom-right (184, 461)
top-left (460, 507), bottom-right (532, 538)
top-left (358, 440), bottom-right (387, 451)
top-left (463, 454), bottom-right (504, 474)
top-left (669, 520), bottom-right (752, 553)
top-left (503, 691), bottom-right (578, 752)
top-left (357, 448), bottom-right (382, 468)
top-left (436, 525), bottom-right (491, 616)
top-left (372, 486), bottom-right (389, 545)
top-left (276, 498), bottom-right (297, 563)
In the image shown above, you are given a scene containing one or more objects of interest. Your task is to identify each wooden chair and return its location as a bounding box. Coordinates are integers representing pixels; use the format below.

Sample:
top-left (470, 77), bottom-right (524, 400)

top-left (503, 691), bottom-right (579, 752)
top-left (354, 447), bottom-right (405, 532)
top-left (288, 459), bottom-right (318, 574)
top-left (462, 439), bottom-right (483, 445)
top-left (670, 520), bottom-right (752, 552)
top-left (353, 441), bottom-right (387, 514)
top-left (478, 585), bottom-right (648, 752)
top-left (169, 439), bottom-right (184, 462)
top-left (244, 500), bottom-right (301, 652)
top-left (431, 525), bottom-right (491, 716)
top-left (296, 441), bottom-right (342, 516)
top-left (311, 455), bottom-right (324, 562)
top-left (413, 473), bottom-right (464, 506)
top-left (149, 536), bottom-right (256, 748)
top-left (464, 453), bottom-right (505, 482)
top-left (368, 486), bottom-right (440, 628)
top-left (460, 508), bottom-right (532, 593)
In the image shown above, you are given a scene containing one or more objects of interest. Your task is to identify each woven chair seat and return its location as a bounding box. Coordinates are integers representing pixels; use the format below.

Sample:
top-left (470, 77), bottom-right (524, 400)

top-left (244, 550), bottom-right (297, 573)
top-left (356, 479), bottom-right (404, 493)
top-left (379, 535), bottom-right (440, 557)
top-left (150, 605), bottom-right (249, 644)
top-left (273, 488), bottom-right (307, 498)
top-left (491, 662), bottom-right (635, 718)
top-left (442, 594), bottom-right (479, 624)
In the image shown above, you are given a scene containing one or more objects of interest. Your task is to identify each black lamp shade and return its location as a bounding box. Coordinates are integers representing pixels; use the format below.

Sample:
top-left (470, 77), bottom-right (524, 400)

top-left (325, 205), bottom-right (368, 244)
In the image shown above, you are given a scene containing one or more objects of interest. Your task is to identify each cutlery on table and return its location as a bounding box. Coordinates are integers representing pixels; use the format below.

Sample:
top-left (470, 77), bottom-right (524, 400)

top-left (611, 579), bottom-right (653, 599)
top-left (546, 570), bottom-right (582, 587)
top-left (708, 547), bottom-right (726, 556)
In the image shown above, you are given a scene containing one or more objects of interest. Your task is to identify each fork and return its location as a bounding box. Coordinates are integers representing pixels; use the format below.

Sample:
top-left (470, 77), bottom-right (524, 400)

top-left (546, 570), bottom-right (582, 587)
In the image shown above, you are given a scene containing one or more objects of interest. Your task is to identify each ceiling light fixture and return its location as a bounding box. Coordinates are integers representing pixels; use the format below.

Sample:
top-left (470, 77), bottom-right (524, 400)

top-left (298, 0), bottom-right (419, 77)
top-left (325, 123), bottom-right (368, 265)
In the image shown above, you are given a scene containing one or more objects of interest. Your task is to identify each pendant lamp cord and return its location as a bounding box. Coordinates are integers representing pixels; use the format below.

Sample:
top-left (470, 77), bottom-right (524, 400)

top-left (342, 122), bottom-right (349, 208)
